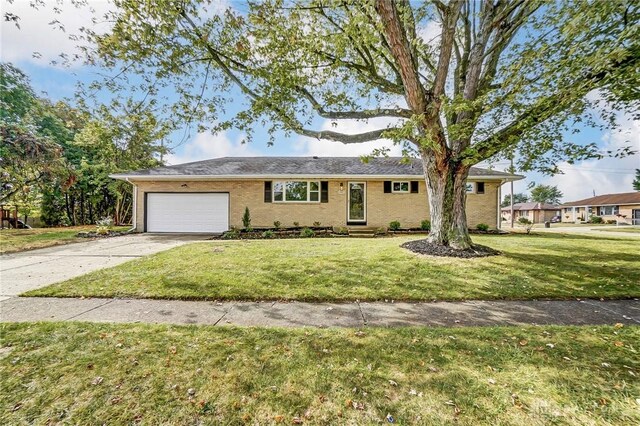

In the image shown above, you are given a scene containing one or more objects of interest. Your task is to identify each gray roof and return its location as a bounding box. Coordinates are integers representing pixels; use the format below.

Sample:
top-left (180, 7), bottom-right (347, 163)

top-left (112, 157), bottom-right (523, 180)
top-left (501, 202), bottom-right (561, 211)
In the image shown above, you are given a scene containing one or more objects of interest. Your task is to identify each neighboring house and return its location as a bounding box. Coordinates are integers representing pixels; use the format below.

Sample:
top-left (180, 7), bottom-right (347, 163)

top-left (111, 157), bottom-right (523, 233)
top-left (560, 192), bottom-right (640, 224)
top-left (501, 202), bottom-right (560, 224)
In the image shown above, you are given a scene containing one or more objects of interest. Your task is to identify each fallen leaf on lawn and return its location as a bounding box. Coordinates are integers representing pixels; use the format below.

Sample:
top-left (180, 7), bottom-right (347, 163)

top-left (409, 389), bottom-right (418, 395)
top-left (546, 343), bottom-right (555, 348)
top-left (273, 415), bottom-right (284, 423)
top-left (444, 400), bottom-right (456, 406)
top-left (614, 341), bottom-right (624, 347)
top-left (519, 340), bottom-right (528, 346)
top-left (388, 380), bottom-right (398, 387)
top-left (352, 401), bottom-right (365, 410)
top-left (601, 362), bottom-right (611, 368)
top-left (12, 403), bottom-right (22, 412)
top-left (110, 396), bottom-right (122, 405)
top-left (292, 416), bottom-right (303, 424)
top-left (488, 378), bottom-right (496, 385)
top-left (91, 376), bottom-right (103, 385)
top-left (428, 366), bottom-right (439, 373)
top-left (169, 346), bottom-right (177, 354)
top-left (614, 323), bottom-right (624, 328)
top-left (354, 331), bottom-right (366, 337)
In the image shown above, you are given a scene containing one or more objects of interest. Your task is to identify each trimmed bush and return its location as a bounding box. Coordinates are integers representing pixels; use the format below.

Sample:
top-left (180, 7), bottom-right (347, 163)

top-left (389, 220), bottom-right (401, 231)
top-left (273, 220), bottom-right (281, 229)
top-left (476, 223), bottom-right (489, 232)
top-left (242, 207), bottom-right (252, 230)
top-left (223, 228), bottom-right (240, 239)
top-left (589, 215), bottom-right (604, 224)
top-left (300, 227), bottom-right (315, 238)
top-left (262, 230), bottom-right (275, 239)
top-left (421, 220), bottom-right (431, 231)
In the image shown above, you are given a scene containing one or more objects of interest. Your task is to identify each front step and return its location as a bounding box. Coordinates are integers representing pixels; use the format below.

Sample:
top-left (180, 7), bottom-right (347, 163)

top-left (347, 227), bottom-right (378, 238)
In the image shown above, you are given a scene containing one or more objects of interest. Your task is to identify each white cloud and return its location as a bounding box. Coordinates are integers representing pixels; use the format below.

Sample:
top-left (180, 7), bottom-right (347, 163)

top-left (292, 118), bottom-right (404, 157)
top-left (1, 0), bottom-right (112, 66)
top-left (166, 131), bottom-right (260, 165)
top-left (541, 119), bottom-right (640, 201)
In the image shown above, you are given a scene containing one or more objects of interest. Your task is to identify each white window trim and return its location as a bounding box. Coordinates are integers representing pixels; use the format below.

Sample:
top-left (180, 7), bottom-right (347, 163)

top-left (599, 205), bottom-right (619, 216)
top-left (391, 181), bottom-right (410, 193)
top-left (272, 180), bottom-right (321, 203)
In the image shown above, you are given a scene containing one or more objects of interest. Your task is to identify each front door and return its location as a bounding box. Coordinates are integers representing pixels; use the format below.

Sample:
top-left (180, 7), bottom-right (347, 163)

top-left (348, 182), bottom-right (366, 224)
top-left (633, 209), bottom-right (640, 226)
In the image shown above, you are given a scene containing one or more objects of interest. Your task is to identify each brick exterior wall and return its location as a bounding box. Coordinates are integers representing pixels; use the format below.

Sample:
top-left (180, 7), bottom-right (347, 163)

top-left (132, 179), bottom-right (501, 231)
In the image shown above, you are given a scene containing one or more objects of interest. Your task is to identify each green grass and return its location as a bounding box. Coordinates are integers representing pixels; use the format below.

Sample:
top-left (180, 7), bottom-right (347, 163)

top-left (1, 322), bottom-right (638, 425)
top-left (0, 226), bottom-right (130, 254)
top-left (25, 233), bottom-right (640, 301)
top-left (594, 227), bottom-right (640, 234)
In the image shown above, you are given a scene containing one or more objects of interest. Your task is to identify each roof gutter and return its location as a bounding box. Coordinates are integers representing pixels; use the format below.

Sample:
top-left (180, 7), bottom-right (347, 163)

top-left (110, 173), bottom-right (526, 182)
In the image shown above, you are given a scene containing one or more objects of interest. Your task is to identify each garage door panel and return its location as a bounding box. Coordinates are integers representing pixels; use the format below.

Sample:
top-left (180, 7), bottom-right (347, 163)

top-left (146, 193), bottom-right (229, 233)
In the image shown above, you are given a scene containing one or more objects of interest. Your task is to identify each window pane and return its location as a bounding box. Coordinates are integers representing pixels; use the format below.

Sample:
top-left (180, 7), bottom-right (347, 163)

top-left (393, 182), bottom-right (401, 191)
top-left (400, 182), bottom-right (409, 192)
top-left (310, 192), bottom-right (319, 201)
top-left (309, 181), bottom-right (319, 191)
top-left (466, 183), bottom-right (474, 193)
top-left (286, 181), bottom-right (308, 201)
top-left (273, 182), bottom-right (284, 201)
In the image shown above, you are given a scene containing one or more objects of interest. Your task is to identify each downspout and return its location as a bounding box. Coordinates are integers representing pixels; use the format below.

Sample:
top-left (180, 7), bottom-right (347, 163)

top-left (497, 181), bottom-right (503, 230)
top-left (125, 178), bottom-right (137, 233)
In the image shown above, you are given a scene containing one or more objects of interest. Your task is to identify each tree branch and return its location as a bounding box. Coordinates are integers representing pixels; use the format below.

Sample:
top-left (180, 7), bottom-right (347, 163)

top-left (298, 128), bottom-right (390, 144)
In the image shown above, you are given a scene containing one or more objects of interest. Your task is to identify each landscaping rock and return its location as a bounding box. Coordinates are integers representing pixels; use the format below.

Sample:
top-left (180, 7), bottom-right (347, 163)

top-left (401, 239), bottom-right (500, 258)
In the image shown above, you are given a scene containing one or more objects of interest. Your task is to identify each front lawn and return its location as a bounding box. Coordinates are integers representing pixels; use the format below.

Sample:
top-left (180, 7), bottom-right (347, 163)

top-left (594, 227), bottom-right (640, 234)
top-left (1, 322), bottom-right (638, 425)
top-left (25, 233), bottom-right (640, 301)
top-left (0, 226), bottom-right (130, 254)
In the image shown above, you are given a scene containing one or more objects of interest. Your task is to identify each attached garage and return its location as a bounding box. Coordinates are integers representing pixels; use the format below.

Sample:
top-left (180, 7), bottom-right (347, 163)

top-left (145, 193), bottom-right (229, 233)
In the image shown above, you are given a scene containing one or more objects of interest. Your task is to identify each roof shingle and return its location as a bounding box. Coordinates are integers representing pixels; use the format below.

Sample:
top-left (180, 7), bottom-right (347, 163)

top-left (112, 157), bottom-right (523, 180)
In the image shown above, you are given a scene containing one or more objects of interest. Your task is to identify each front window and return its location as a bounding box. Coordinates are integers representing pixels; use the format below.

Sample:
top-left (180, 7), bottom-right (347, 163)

top-left (392, 181), bottom-right (409, 193)
top-left (599, 205), bottom-right (619, 215)
top-left (273, 181), bottom-right (320, 202)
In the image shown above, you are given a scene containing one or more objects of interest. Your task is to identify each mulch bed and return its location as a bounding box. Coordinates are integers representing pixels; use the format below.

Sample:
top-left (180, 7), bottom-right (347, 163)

top-left (401, 239), bottom-right (501, 258)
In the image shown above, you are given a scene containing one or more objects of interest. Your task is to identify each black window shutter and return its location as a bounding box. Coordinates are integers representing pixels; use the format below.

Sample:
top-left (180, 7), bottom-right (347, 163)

top-left (320, 181), bottom-right (329, 203)
top-left (264, 181), bottom-right (272, 202)
top-left (476, 182), bottom-right (485, 194)
top-left (410, 181), bottom-right (419, 193)
top-left (384, 181), bottom-right (392, 193)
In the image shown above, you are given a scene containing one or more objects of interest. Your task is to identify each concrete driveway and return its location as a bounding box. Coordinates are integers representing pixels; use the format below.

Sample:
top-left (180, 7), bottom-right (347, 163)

top-left (0, 234), bottom-right (207, 299)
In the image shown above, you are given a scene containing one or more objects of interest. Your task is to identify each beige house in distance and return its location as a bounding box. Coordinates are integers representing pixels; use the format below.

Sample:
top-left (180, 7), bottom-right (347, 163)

top-left (560, 192), bottom-right (640, 224)
top-left (501, 202), bottom-right (560, 224)
top-left (112, 157), bottom-right (523, 233)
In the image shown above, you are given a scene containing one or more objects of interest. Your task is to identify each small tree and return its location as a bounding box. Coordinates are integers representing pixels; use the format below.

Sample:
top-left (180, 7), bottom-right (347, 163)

top-left (530, 185), bottom-right (563, 205)
top-left (517, 217), bottom-right (534, 234)
top-left (633, 169), bottom-right (640, 191)
top-left (242, 207), bottom-right (251, 231)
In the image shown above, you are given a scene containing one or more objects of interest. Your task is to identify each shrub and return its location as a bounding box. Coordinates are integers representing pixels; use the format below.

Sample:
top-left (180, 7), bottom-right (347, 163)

top-left (476, 223), bottom-right (489, 232)
top-left (375, 227), bottom-right (387, 235)
top-left (335, 227), bottom-right (349, 235)
top-left (96, 217), bottom-right (114, 235)
top-left (420, 220), bottom-right (431, 231)
top-left (223, 228), bottom-right (240, 239)
top-left (389, 220), bottom-right (401, 231)
top-left (313, 221), bottom-right (321, 227)
top-left (273, 220), bottom-right (281, 229)
top-left (300, 227), bottom-right (315, 238)
top-left (606, 219), bottom-right (617, 224)
top-left (589, 215), bottom-right (604, 224)
top-left (262, 230), bottom-right (275, 239)
top-left (517, 217), bottom-right (534, 234)
top-left (293, 221), bottom-right (300, 227)
top-left (242, 207), bottom-right (252, 230)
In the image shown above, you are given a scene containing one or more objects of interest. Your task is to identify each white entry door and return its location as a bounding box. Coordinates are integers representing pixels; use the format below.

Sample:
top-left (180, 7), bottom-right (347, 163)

top-left (146, 193), bottom-right (229, 233)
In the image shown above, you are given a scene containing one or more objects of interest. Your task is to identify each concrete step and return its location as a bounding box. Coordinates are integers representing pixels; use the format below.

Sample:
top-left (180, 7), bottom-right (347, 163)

top-left (348, 228), bottom-right (378, 238)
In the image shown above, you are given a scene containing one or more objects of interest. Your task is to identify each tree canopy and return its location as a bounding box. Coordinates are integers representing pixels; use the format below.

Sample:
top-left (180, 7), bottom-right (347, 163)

top-left (28, 0), bottom-right (640, 249)
top-left (530, 184), bottom-right (563, 205)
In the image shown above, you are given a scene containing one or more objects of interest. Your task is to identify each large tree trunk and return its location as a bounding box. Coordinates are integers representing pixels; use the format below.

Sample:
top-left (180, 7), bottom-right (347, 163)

top-left (421, 153), bottom-right (473, 250)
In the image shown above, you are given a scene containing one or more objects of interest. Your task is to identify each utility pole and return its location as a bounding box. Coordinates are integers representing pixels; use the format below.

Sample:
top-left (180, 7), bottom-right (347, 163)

top-left (510, 157), bottom-right (515, 229)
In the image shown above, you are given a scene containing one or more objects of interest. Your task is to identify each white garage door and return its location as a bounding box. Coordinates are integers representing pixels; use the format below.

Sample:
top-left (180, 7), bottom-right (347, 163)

top-left (146, 193), bottom-right (229, 233)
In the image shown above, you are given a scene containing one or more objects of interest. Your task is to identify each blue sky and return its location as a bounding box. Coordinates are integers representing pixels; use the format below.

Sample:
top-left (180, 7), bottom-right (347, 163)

top-left (2, 0), bottom-right (638, 202)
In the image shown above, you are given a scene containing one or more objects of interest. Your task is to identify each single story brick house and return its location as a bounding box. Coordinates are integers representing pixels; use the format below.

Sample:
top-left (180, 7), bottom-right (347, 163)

top-left (560, 192), bottom-right (640, 224)
top-left (501, 202), bottom-right (560, 224)
top-left (111, 157), bottom-right (523, 233)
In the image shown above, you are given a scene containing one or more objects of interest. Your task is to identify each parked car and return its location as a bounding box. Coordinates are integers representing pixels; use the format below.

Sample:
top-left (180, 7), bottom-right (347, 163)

top-left (551, 215), bottom-right (561, 223)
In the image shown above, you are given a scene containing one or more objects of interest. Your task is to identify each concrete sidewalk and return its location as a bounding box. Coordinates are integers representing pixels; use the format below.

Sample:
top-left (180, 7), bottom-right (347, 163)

top-left (1, 297), bottom-right (638, 328)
